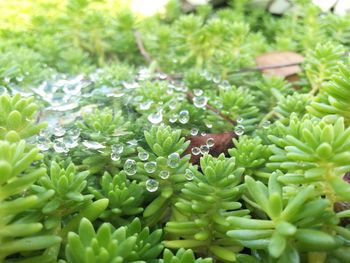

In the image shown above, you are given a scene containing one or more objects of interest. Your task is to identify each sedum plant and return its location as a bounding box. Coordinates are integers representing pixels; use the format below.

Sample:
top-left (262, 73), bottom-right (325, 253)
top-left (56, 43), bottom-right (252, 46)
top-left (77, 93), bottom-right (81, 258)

top-left (88, 172), bottom-right (145, 225)
top-left (160, 248), bottom-right (212, 263)
top-left (63, 217), bottom-right (163, 263)
top-left (227, 174), bottom-right (348, 262)
top-left (164, 154), bottom-right (247, 262)
top-left (0, 94), bottom-right (46, 141)
top-left (268, 115), bottom-right (350, 205)
top-left (2, 0), bottom-right (350, 262)
top-left (0, 140), bottom-right (61, 261)
top-left (307, 60), bottom-right (350, 125)
top-left (135, 125), bottom-right (191, 225)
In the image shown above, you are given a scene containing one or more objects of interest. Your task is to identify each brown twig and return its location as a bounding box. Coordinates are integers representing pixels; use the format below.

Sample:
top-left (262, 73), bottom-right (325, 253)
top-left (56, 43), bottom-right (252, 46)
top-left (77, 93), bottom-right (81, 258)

top-left (133, 30), bottom-right (236, 126)
top-left (229, 61), bottom-right (302, 74)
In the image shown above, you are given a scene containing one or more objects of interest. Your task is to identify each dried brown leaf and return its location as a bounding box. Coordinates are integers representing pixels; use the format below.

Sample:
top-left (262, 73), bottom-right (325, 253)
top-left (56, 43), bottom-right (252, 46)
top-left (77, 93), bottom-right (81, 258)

top-left (256, 51), bottom-right (304, 78)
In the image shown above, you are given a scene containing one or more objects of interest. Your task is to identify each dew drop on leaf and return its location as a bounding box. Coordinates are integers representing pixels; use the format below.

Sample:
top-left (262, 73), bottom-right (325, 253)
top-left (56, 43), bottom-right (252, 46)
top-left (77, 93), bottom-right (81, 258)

top-left (67, 128), bottom-right (80, 140)
top-left (234, 125), bottom-right (245, 136)
top-left (167, 152), bottom-right (180, 168)
top-left (237, 117), bottom-right (244, 123)
top-left (53, 126), bottom-right (66, 137)
top-left (190, 128), bottom-right (198, 136)
top-left (83, 141), bottom-right (105, 150)
top-left (53, 140), bottom-right (68, 153)
top-left (206, 123), bottom-right (213, 128)
top-left (148, 111), bottom-right (163, 124)
top-left (37, 136), bottom-right (51, 151)
top-left (169, 113), bottom-right (178, 123)
top-left (262, 120), bottom-right (271, 129)
top-left (144, 161), bottom-right (157, 173)
top-left (193, 96), bottom-right (208, 108)
top-left (138, 151), bottom-right (149, 161)
top-left (124, 159), bottom-right (137, 176)
top-left (185, 169), bottom-right (194, 180)
top-left (213, 76), bottom-right (221, 83)
top-left (193, 89), bottom-right (203, 96)
top-left (178, 110), bottom-right (189, 124)
top-left (140, 100), bottom-right (153, 110)
top-left (146, 179), bottom-right (159, 192)
top-left (112, 144), bottom-right (124, 154)
top-left (63, 136), bottom-right (78, 148)
top-left (160, 170), bottom-right (170, 179)
top-left (111, 152), bottom-right (120, 161)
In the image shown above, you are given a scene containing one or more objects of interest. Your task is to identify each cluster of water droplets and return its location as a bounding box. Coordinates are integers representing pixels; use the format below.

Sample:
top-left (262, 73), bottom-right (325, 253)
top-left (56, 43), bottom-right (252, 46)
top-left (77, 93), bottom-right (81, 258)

top-left (191, 136), bottom-right (216, 157)
top-left (234, 117), bottom-right (245, 136)
top-left (37, 126), bottom-right (80, 154)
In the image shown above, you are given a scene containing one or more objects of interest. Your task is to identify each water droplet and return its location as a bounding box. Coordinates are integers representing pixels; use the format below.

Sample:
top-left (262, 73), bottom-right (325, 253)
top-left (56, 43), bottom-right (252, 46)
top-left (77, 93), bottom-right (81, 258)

top-left (234, 125), bottom-right (245, 136)
top-left (138, 151), bottom-right (149, 161)
top-left (127, 139), bottom-right (138, 146)
top-left (193, 89), bottom-right (203, 96)
top-left (201, 70), bottom-right (211, 81)
top-left (67, 128), bottom-right (80, 140)
top-left (111, 152), bottom-right (120, 161)
top-left (213, 76), bottom-right (221, 83)
top-left (122, 81), bottom-right (139, 89)
top-left (190, 128), bottom-right (198, 136)
top-left (167, 152), bottom-right (180, 168)
top-left (0, 86), bottom-right (7, 95)
top-left (178, 110), bottom-right (190, 124)
top-left (168, 99), bottom-right (177, 110)
top-left (177, 94), bottom-right (186, 101)
top-left (200, 144), bottom-right (210, 154)
top-left (53, 140), bottom-right (68, 153)
top-left (4, 77), bottom-right (11, 83)
top-left (82, 141), bottom-right (105, 150)
top-left (206, 138), bottom-right (215, 147)
top-left (144, 161), bottom-right (157, 173)
top-left (237, 117), bottom-right (244, 123)
top-left (193, 96), bottom-right (208, 108)
top-left (185, 169), bottom-right (194, 180)
top-left (205, 123), bottom-right (213, 129)
top-left (112, 144), bottom-right (124, 154)
top-left (262, 120), bottom-right (271, 129)
top-left (169, 113), bottom-right (178, 123)
top-left (148, 111), bottom-right (163, 124)
top-left (160, 170), bottom-right (170, 179)
top-left (124, 159), bottom-right (137, 176)
top-left (37, 136), bottom-right (51, 151)
top-left (201, 132), bottom-right (207, 136)
top-left (221, 80), bottom-right (230, 89)
top-left (16, 76), bottom-right (24, 82)
top-left (53, 126), bottom-right (66, 137)
top-left (63, 136), bottom-right (78, 148)
top-left (140, 100), bottom-right (153, 110)
top-left (191, 147), bottom-right (201, 155)
top-left (146, 179), bottom-right (159, 192)
top-left (157, 73), bottom-right (168, 80)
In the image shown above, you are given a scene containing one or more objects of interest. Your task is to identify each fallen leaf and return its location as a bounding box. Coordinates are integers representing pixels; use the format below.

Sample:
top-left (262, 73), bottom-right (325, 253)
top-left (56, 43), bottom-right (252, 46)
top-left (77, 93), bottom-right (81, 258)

top-left (184, 132), bottom-right (236, 164)
top-left (256, 51), bottom-right (304, 79)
